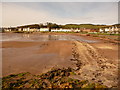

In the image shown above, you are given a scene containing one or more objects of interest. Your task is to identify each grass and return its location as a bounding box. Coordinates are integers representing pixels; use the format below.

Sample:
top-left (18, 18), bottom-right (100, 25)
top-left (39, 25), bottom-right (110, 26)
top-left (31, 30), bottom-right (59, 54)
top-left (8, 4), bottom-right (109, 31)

top-left (87, 32), bottom-right (120, 36)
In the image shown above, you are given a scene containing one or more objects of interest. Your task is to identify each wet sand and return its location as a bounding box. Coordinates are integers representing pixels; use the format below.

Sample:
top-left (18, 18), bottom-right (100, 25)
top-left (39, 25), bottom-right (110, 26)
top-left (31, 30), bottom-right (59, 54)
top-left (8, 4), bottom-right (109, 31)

top-left (2, 33), bottom-right (119, 88)
top-left (2, 40), bottom-right (75, 76)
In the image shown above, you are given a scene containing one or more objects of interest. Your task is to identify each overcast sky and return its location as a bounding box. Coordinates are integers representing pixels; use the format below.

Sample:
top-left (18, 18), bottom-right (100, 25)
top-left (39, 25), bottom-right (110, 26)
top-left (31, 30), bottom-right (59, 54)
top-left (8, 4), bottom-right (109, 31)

top-left (1, 0), bottom-right (120, 2)
top-left (1, 2), bottom-right (118, 27)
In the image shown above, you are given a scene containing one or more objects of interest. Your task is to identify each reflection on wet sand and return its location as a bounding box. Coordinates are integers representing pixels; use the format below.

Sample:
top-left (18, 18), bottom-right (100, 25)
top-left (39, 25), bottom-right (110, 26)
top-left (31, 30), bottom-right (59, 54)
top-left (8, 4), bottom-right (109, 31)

top-left (2, 39), bottom-right (74, 76)
top-left (1, 33), bottom-right (99, 43)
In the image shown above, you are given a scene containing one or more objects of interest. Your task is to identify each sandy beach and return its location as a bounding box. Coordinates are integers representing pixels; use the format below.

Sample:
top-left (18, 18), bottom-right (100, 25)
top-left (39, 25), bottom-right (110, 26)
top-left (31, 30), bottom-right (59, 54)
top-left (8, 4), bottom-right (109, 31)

top-left (1, 33), bottom-right (119, 88)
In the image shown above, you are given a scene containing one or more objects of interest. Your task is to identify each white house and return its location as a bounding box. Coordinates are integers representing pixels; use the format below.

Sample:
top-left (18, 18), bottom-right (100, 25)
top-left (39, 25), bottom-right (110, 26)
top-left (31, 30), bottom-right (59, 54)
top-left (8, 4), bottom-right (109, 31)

top-left (114, 26), bottom-right (119, 32)
top-left (18, 28), bottom-right (22, 31)
top-left (61, 29), bottom-right (72, 32)
top-left (99, 26), bottom-right (119, 34)
top-left (5, 29), bottom-right (11, 32)
top-left (74, 29), bottom-right (81, 32)
top-left (104, 28), bottom-right (109, 32)
top-left (40, 28), bottom-right (49, 31)
top-left (111, 27), bottom-right (114, 32)
top-left (17, 24), bottom-right (40, 32)
top-left (51, 29), bottom-right (72, 32)
top-left (3, 27), bottom-right (17, 32)
top-left (51, 29), bottom-right (60, 32)
top-left (23, 27), bottom-right (30, 31)
top-left (99, 28), bottom-right (104, 32)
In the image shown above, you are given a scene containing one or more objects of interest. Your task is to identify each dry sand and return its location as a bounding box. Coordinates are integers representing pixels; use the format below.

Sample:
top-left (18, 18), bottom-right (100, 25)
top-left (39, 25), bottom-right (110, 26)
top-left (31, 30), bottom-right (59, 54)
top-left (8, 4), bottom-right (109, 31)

top-left (70, 41), bottom-right (118, 87)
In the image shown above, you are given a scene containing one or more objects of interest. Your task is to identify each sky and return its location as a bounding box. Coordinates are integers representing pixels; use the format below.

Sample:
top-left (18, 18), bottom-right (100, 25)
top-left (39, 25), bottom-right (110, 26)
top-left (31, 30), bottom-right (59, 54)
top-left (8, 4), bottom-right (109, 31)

top-left (1, 0), bottom-right (120, 2)
top-left (1, 2), bottom-right (119, 27)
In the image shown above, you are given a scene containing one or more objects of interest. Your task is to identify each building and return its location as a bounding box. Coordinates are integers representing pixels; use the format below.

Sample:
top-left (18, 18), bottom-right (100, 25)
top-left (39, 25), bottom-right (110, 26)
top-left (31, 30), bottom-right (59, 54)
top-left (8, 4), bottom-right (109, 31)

top-left (99, 26), bottom-right (119, 34)
top-left (3, 27), bottom-right (17, 32)
top-left (99, 28), bottom-right (104, 32)
top-left (17, 24), bottom-right (40, 32)
top-left (81, 28), bottom-right (99, 33)
top-left (40, 28), bottom-right (49, 32)
top-left (51, 29), bottom-right (72, 32)
top-left (74, 29), bottom-right (81, 32)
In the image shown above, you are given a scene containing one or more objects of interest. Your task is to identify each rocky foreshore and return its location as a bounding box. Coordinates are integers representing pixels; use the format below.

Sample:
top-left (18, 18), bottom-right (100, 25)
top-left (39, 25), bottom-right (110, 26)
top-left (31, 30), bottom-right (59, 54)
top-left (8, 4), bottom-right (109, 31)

top-left (2, 68), bottom-right (107, 89)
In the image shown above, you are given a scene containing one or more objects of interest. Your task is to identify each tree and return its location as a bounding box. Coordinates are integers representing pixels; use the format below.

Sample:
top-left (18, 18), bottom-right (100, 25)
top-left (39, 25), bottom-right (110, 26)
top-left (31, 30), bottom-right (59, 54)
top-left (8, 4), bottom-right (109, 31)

top-left (39, 23), bottom-right (44, 28)
top-left (46, 22), bottom-right (53, 32)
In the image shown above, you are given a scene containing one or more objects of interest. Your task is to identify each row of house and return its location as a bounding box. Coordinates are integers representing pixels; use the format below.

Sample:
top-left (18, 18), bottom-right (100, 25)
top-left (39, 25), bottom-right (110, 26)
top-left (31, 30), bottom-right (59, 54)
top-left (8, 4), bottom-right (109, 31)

top-left (17, 24), bottom-right (40, 32)
top-left (2, 24), bottom-right (120, 34)
top-left (2, 27), bottom-right (78, 32)
top-left (17, 24), bottom-right (81, 32)
top-left (99, 26), bottom-right (119, 34)
top-left (2, 27), bottom-right (17, 32)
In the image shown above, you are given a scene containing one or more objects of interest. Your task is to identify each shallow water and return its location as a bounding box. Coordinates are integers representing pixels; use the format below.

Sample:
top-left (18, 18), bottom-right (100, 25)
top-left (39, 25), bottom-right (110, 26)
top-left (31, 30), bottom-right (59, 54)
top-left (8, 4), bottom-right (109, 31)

top-left (1, 33), bottom-right (99, 43)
